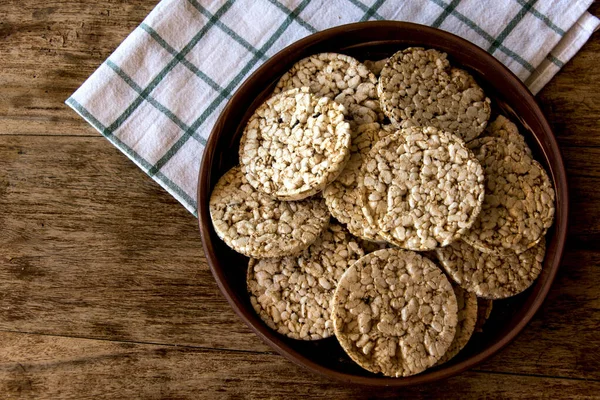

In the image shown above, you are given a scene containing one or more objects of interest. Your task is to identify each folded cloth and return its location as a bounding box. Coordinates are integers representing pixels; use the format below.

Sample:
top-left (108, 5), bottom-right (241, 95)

top-left (66, 0), bottom-right (599, 216)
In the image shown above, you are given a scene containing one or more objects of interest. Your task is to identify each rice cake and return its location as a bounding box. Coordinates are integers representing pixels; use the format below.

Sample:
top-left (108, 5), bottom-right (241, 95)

top-left (435, 239), bottom-right (546, 299)
top-left (323, 123), bottom-right (391, 241)
top-left (378, 48), bottom-right (491, 142)
top-left (274, 53), bottom-right (383, 124)
top-left (332, 248), bottom-right (458, 377)
top-left (464, 137), bottom-right (555, 255)
top-left (209, 166), bottom-right (330, 258)
top-left (239, 88), bottom-right (352, 200)
top-left (360, 126), bottom-right (485, 250)
top-left (483, 115), bottom-right (532, 156)
top-left (247, 223), bottom-right (364, 340)
top-left (435, 284), bottom-right (478, 365)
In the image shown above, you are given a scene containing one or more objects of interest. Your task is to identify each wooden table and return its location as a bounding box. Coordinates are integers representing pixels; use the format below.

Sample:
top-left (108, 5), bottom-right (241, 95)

top-left (1, 1), bottom-right (599, 398)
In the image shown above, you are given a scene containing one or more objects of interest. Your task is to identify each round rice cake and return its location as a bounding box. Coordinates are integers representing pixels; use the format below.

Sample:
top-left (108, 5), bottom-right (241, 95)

top-left (209, 166), bottom-right (330, 258)
top-left (464, 137), bottom-right (555, 255)
top-left (435, 238), bottom-right (546, 299)
top-left (323, 123), bottom-right (391, 241)
top-left (360, 126), bottom-right (485, 251)
top-left (274, 53), bottom-right (383, 124)
top-left (247, 223), bottom-right (364, 340)
top-left (483, 115), bottom-right (532, 156)
top-left (474, 299), bottom-right (493, 332)
top-left (378, 47), bottom-right (491, 142)
top-left (239, 88), bottom-right (352, 200)
top-left (332, 248), bottom-right (458, 377)
top-left (435, 284), bottom-right (477, 365)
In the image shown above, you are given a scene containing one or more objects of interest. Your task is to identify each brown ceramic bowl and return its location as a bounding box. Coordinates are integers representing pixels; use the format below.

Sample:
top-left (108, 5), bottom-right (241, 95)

top-left (197, 21), bottom-right (568, 386)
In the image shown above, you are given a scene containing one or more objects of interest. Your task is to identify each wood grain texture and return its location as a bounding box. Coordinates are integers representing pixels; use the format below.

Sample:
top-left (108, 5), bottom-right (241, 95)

top-left (537, 2), bottom-right (600, 148)
top-left (1, 331), bottom-right (599, 400)
top-left (0, 135), bottom-right (269, 352)
top-left (0, 0), bottom-right (158, 136)
top-left (0, 0), bottom-right (599, 398)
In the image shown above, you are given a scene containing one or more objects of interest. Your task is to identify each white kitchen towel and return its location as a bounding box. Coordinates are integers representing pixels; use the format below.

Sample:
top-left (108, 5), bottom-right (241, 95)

top-left (66, 0), bottom-right (599, 216)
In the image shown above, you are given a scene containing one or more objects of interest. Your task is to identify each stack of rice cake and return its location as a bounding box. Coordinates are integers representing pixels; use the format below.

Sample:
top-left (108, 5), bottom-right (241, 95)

top-left (209, 48), bottom-right (555, 378)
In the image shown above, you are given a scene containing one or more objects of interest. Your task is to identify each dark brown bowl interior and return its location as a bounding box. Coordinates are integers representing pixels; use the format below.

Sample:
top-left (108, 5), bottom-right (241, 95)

top-left (198, 21), bottom-right (568, 386)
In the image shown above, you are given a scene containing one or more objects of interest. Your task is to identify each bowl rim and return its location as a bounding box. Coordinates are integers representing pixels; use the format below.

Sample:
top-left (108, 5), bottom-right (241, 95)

top-left (198, 21), bottom-right (569, 386)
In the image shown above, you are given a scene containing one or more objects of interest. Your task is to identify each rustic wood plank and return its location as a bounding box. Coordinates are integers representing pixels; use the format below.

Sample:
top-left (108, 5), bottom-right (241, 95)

top-left (0, 135), bottom-right (269, 352)
top-left (1, 331), bottom-right (598, 400)
top-left (1, 135), bottom-right (600, 381)
top-left (0, 0), bottom-right (158, 136)
top-left (562, 146), bottom-right (600, 237)
top-left (537, 12), bottom-right (600, 148)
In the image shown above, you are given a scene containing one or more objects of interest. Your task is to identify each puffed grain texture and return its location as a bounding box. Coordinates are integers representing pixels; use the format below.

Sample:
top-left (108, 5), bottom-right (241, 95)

top-left (274, 53), bottom-right (383, 124)
top-left (435, 238), bottom-right (546, 299)
top-left (209, 166), bottom-right (330, 258)
top-left (378, 48), bottom-right (491, 142)
top-left (332, 248), bottom-right (458, 377)
top-left (239, 88), bottom-right (352, 200)
top-left (360, 127), bottom-right (485, 250)
top-left (247, 223), bottom-right (364, 340)
top-left (435, 284), bottom-right (477, 365)
top-left (482, 115), bottom-right (532, 156)
top-left (464, 137), bottom-right (555, 255)
top-left (323, 123), bottom-right (392, 241)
